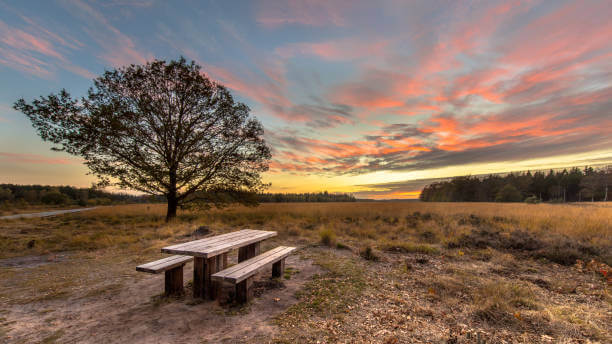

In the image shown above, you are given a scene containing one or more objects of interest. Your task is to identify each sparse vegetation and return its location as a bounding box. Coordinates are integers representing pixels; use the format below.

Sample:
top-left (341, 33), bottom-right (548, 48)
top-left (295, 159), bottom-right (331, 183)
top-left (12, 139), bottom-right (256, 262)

top-left (0, 202), bottom-right (610, 343)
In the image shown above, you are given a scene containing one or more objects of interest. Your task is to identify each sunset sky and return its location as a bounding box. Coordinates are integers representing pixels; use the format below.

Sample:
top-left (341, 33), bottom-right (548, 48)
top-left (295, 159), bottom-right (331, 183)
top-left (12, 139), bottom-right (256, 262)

top-left (1, 0), bottom-right (611, 199)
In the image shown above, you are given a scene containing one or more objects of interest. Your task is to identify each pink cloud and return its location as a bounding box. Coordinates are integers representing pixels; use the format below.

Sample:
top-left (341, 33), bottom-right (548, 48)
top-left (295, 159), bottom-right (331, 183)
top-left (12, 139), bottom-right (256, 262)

top-left (0, 24), bottom-right (64, 60)
top-left (0, 18), bottom-right (94, 78)
top-left (69, 0), bottom-right (151, 67)
top-left (501, 0), bottom-right (612, 67)
top-left (276, 38), bottom-right (390, 61)
top-left (0, 46), bottom-right (52, 78)
top-left (257, 0), bottom-right (348, 28)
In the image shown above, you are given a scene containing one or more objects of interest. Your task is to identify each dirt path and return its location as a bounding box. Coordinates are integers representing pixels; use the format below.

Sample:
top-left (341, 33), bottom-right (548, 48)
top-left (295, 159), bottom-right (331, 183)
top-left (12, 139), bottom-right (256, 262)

top-left (2, 254), bottom-right (319, 344)
top-left (0, 207), bottom-right (98, 220)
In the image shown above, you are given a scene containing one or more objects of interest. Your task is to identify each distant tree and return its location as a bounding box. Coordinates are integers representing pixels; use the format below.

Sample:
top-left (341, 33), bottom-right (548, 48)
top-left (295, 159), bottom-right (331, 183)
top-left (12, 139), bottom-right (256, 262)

top-left (0, 187), bottom-right (13, 202)
top-left (41, 190), bottom-right (69, 205)
top-left (580, 175), bottom-right (600, 202)
top-left (14, 58), bottom-right (271, 221)
top-left (601, 166), bottom-right (611, 202)
top-left (495, 184), bottom-right (523, 202)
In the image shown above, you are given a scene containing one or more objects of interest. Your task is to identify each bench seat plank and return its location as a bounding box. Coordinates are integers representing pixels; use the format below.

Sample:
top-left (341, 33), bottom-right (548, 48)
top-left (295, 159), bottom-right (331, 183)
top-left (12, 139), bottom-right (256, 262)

top-left (212, 246), bottom-right (296, 283)
top-left (136, 255), bottom-right (193, 274)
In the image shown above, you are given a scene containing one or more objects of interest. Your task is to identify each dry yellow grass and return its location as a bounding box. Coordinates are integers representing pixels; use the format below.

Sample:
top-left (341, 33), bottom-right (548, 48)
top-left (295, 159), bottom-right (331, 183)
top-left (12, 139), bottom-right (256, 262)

top-left (1, 201), bottom-right (610, 343)
top-left (2, 202), bottom-right (610, 260)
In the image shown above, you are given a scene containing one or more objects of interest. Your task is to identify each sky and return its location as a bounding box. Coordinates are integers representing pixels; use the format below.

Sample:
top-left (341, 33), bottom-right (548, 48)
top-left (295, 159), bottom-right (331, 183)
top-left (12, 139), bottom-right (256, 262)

top-left (0, 0), bottom-right (611, 199)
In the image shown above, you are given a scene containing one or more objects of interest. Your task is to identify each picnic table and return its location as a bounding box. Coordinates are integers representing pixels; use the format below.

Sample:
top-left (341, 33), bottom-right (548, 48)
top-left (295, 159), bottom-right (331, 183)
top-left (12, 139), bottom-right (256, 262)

top-left (161, 229), bottom-right (276, 299)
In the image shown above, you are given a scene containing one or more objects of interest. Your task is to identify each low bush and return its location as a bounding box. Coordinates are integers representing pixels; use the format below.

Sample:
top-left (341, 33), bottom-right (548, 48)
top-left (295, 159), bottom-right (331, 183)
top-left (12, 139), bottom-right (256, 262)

top-left (319, 227), bottom-right (336, 246)
top-left (449, 228), bottom-right (601, 265)
top-left (524, 196), bottom-right (540, 204)
top-left (360, 246), bottom-right (379, 261)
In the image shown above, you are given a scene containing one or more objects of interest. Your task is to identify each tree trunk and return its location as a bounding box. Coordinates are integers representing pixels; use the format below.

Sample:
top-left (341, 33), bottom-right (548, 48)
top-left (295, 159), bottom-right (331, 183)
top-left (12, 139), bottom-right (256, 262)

top-left (166, 168), bottom-right (178, 222)
top-left (166, 192), bottom-right (178, 221)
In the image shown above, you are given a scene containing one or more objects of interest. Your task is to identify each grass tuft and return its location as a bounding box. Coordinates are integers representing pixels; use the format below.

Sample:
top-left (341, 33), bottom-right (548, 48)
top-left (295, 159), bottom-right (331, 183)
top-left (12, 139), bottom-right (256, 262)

top-left (318, 227), bottom-right (336, 246)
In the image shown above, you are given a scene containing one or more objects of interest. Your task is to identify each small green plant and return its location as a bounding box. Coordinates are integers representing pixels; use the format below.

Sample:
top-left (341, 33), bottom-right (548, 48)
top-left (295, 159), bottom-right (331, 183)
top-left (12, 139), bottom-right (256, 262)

top-left (319, 227), bottom-right (336, 246)
top-left (524, 196), bottom-right (541, 204)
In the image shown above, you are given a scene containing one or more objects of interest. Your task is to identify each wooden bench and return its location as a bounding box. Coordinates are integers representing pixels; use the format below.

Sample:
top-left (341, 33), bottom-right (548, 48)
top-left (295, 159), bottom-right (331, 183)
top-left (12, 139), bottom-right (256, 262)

top-left (136, 255), bottom-right (193, 295)
top-left (211, 246), bottom-right (296, 303)
top-left (161, 229), bottom-right (277, 299)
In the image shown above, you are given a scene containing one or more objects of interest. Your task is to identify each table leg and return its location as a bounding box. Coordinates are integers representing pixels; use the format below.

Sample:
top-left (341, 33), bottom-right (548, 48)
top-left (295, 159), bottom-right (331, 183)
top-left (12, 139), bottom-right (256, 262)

top-left (195, 255), bottom-right (228, 300)
top-left (238, 242), bottom-right (261, 262)
top-left (205, 256), bottom-right (218, 300)
top-left (193, 257), bottom-right (205, 298)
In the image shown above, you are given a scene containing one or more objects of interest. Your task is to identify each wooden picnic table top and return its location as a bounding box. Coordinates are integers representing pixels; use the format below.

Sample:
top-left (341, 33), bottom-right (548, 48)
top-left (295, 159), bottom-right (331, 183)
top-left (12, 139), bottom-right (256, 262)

top-left (161, 229), bottom-right (276, 258)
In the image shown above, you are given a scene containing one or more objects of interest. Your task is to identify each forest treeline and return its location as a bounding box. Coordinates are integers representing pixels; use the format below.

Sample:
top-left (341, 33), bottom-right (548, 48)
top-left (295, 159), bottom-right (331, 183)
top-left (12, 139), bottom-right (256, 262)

top-left (0, 184), bottom-right (357, 208)
top-left (420, 166), bottom-right (611, 202)
top-left (257, 191), bottom-right (356, 202)
top-left (0, 184), bottom-right (152, 208)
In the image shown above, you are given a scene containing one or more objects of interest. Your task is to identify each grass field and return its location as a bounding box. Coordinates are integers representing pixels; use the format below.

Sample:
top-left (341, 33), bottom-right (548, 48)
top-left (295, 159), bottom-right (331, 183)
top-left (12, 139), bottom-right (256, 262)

top-left (0, 202), bottom-right (610, 343)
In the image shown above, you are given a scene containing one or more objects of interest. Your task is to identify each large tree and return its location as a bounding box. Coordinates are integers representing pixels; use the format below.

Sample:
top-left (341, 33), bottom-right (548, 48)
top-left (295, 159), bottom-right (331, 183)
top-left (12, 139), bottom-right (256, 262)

top-left (14, 58), bottom-right (271, 221)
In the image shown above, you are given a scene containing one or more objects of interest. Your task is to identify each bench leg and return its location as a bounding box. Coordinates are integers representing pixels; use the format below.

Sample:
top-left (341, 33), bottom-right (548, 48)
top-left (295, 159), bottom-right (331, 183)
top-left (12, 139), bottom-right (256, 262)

top-left (236, 277), bottom-right (254, 303)
top-left (238, 242), bottom-right (261, 262)
top-left (272, 258), bottom-right (285, 278)
top-left (164, 265), bottom-right (184, 296)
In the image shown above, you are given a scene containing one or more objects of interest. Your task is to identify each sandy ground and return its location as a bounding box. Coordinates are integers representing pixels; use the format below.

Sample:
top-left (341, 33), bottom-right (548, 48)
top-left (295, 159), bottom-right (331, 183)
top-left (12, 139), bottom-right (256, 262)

top-left (0, 207), bottom-right (98, 220)
top-left (1, 253), bottom-right (319, 344)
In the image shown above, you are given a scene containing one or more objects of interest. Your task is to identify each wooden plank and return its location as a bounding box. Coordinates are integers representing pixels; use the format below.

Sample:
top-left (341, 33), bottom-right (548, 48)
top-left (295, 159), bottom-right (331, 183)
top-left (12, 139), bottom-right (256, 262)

top-left (216, 246), bottom-right (287, 276)
top-left (136, 255), bottom-right (193, 274)
top-left (201, 232), bottom-right (276, 258)
top-left (138, 255), bottom-right (193, 270)
top-left (162, 230), bottom-right (277, 258)
top-left (137, 255), bottom-right (193, 272)
top-left (161, 229), bottom-right (263, 253)
top-left (162, 230), bottom-right (255, 251)
top-left (212, 246), bottom-right (296, 284)
top-left (180, 231), bottom-right (265, 254)
top-left (224, 249), bottom-right (294, 282)
top-left (164, 229), bottom-right (258, 249)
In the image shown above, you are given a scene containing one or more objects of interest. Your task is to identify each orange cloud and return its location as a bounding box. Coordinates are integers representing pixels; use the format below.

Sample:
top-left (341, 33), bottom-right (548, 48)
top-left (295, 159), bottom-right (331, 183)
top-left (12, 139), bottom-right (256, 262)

top-left (368, 190), bottom-right (421, 200)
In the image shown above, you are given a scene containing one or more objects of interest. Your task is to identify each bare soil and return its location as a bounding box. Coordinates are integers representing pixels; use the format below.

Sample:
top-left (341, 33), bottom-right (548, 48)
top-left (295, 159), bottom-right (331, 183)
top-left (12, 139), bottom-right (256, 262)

top-left (1, 253), bottom-right (320, 344)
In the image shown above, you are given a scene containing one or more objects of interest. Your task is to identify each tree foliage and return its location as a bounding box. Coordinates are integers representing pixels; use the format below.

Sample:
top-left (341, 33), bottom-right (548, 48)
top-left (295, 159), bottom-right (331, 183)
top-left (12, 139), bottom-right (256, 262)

top-left (14, 58), bottom-right (271, 220)
top-left (420, 166), bottom-right (611, 202)
top-left (495, 184), bottom-right (522, 202)
top-left (257, 191), bottom-right (356, 202)
top-left (0, 184), bottom-right (150, 207)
